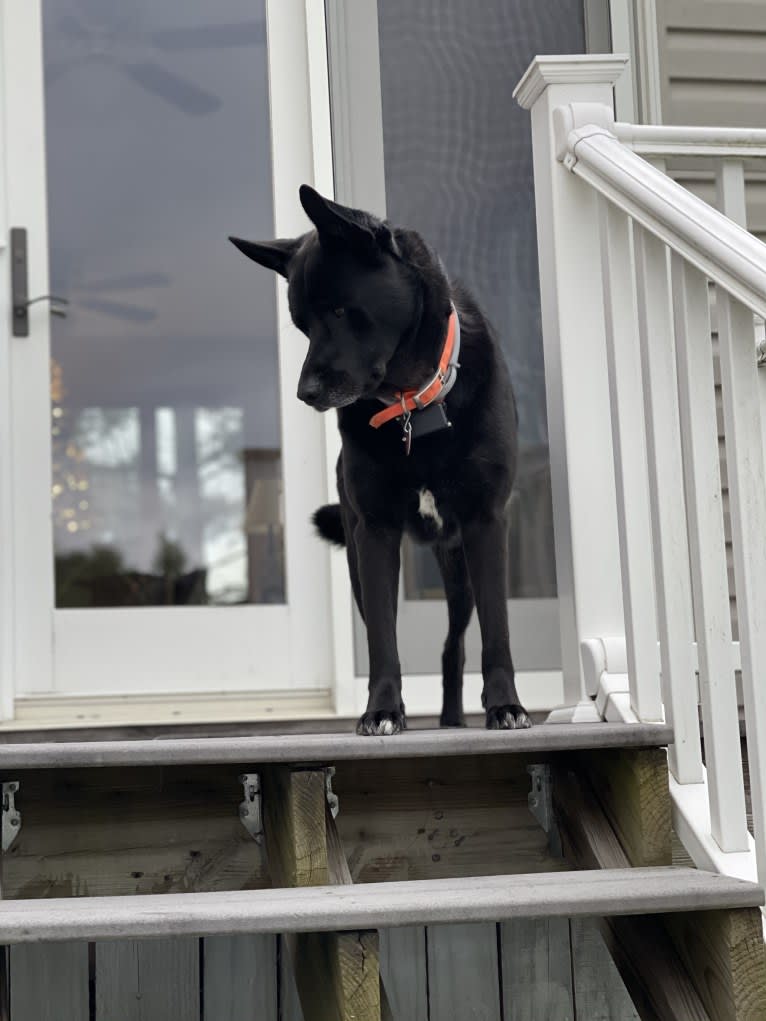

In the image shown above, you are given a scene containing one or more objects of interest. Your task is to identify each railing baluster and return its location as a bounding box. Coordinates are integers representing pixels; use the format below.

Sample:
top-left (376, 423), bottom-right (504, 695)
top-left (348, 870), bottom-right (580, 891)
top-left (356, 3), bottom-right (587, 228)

top-left (633, 227), bottom-right (703, 783)
top-left (715, 159), bottom-right (766, 881)
top-left (598, 198), bottom-right (663, 722)
top-left (715, 281), bottom-right (766, 887)
top-left (716, 160), bottom-right (747, 229)
top-left (672, 255), bottom-right (749, 852)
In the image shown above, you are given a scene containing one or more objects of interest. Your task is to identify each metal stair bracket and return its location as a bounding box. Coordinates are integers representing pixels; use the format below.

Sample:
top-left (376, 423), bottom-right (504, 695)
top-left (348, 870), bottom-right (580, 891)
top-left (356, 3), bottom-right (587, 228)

top-left (239, 767), bottom-right (338, 844)
top-left (325, 766), bottom-right (339, 819)
top-left (527, 764), bottom-right (562, 857)
top-left (239, 773), bottom-right (263, 844)
top-left (2, 782), bottom-right (21, 852)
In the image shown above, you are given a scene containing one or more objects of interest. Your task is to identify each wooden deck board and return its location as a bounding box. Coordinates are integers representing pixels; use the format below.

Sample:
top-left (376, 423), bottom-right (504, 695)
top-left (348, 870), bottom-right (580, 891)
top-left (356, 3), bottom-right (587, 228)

top-left (427, 923), bottom-right (501, 1021)
top-left (500, 917), bottom-right (575, 1020)
top-left (95, 938), bottom-right (198, 1021)
top-left (203, 934), bottom-right (278, 1021)
top-left (570, 917), bottom-right (640, 1020)
top-left (0, 723), bottom-right (673, 770)
top-left (0, 868), bottom-right (759, 944)
top-left (380, 927), bottom-right (428, 1021)
top-left (9, 943), bottom-right (88, 1021)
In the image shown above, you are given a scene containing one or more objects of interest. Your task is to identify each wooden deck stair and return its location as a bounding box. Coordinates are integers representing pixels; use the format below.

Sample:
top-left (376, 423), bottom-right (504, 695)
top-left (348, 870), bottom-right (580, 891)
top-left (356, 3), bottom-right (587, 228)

top-left (0, 722), bottom-right (764, 1021)
top-left (0, 867), bottom-right (758, 942)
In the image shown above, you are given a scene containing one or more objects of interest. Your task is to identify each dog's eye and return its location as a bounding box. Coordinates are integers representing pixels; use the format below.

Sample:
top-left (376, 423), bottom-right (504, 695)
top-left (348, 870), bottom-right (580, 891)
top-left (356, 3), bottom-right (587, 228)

top-left (334, 307), bottom-right (345, 318)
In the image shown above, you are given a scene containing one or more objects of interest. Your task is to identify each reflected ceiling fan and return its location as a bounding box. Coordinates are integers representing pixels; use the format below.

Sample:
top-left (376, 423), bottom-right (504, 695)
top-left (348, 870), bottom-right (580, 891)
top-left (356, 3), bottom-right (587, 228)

top-left (44, 2), bottom-right (266, 116)
top-left (45, 5), bottom-right (266, 324)
top-left (48, 271), bottom-right (172, 326)
top-left (72, 272), bottom-right (172, 324)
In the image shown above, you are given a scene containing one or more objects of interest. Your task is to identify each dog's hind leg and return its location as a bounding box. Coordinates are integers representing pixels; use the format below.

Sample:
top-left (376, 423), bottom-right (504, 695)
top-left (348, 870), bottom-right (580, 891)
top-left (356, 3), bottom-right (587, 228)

top-left (340, 501), bottom-right (365, 623)
top-left (435, 541), bottom-right (474, 727)
top-left (462, 516), bottom-right (531, 730)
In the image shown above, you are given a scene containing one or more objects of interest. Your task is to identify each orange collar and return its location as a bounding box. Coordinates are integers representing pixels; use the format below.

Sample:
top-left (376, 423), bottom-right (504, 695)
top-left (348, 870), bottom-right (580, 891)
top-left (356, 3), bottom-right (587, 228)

top-left (369, 305), bottom-right (461, 429)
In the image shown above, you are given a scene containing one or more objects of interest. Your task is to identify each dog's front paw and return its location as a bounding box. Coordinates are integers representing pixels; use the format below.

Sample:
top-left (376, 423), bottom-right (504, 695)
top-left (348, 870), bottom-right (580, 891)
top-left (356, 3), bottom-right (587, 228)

top-left (485, 704), bottom-right (532, 730)
top-left (356, 709), bottom-right (407, 736)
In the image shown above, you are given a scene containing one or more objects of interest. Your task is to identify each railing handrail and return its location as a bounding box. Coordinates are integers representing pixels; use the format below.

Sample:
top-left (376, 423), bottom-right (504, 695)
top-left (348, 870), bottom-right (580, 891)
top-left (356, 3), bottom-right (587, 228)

top-left (555, 105), bottom-right (766, 318)
top-left (614, 121), bottom-right (766, 159)
top-left (514, 54), bottom-right (766, 897)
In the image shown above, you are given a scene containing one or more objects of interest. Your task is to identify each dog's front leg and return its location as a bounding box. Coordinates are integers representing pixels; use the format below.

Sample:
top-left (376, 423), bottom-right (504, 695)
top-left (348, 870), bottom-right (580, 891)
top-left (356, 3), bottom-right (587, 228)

top-left (354, 521), bottom-right (406, 736)
top-left (462, 517), bottom-right (531, 730)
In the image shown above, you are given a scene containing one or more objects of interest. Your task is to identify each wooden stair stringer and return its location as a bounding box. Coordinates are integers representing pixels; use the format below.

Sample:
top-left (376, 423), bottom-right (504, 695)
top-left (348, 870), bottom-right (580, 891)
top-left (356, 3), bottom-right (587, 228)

top-left (553, 753), bottom-right (766, 1021)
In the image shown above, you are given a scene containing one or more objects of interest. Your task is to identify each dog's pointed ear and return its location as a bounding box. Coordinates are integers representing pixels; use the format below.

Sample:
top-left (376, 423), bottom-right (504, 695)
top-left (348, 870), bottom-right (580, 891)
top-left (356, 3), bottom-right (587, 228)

top-left (228, 235), bottom-right (299, 278)
top-left (299, 184), bottom-right (382, 252)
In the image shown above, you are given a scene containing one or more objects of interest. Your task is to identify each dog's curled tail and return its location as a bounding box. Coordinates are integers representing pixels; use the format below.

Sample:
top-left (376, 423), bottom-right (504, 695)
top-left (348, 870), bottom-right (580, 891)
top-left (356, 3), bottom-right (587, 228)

top-left (312, 504), bottom-right (346, 547)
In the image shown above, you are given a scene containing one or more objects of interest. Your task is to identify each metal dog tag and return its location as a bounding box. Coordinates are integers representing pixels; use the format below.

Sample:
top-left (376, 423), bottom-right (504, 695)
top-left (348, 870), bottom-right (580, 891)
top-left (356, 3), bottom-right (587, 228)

top-left (401, 411), bottom-right (413, 455)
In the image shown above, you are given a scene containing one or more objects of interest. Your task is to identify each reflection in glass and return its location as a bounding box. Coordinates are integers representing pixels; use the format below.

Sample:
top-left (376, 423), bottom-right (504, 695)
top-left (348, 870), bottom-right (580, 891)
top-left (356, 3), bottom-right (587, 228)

top-left (378, 0), bottom-right (586, 600)
top-left (43, 0), bottom-right (284, 606)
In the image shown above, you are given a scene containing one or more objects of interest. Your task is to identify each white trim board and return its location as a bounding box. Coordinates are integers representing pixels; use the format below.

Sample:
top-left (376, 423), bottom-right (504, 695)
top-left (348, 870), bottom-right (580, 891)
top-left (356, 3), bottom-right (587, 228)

top-left (7, 688), bottom-right (334, 731)
top-left (6, 669), bottom-right (564, 730)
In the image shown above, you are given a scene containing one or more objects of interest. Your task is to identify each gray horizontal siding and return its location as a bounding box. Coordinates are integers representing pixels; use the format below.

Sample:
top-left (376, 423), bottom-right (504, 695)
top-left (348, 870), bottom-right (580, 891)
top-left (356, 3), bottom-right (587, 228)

top-left (657, 1), bottom-right (766, 128)
top-left (655, 0), bottom-right (766, 637)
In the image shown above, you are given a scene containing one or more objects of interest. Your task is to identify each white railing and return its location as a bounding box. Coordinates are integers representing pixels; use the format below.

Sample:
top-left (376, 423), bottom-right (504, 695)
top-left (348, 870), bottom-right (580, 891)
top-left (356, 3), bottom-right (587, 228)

top-left (515, 56), bottom-right (766, 892)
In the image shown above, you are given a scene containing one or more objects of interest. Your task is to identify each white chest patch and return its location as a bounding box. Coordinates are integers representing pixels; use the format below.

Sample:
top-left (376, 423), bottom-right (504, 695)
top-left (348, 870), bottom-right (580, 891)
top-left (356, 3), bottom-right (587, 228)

top-left (418, 488), bottom-right (444, 531)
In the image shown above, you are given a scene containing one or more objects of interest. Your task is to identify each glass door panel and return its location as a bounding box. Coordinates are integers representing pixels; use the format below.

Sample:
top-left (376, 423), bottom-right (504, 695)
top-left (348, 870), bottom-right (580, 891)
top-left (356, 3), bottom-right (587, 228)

top-left (43, 0), bottom-right (284, 609)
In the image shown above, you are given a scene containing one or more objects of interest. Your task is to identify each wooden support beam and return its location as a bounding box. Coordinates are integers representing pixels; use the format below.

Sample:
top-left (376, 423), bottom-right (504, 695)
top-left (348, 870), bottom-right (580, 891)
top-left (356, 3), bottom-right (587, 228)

top-left (553, 764), bottom-right (708, 1020)
top-left (576, 747), bottom-right (672, 866)
top-left (554, 762), bottom-right (766, 1021)
top-left (601, 914), bottom-right (710, 1021)
top-left (326, 800), bottom-right (392, 1020)
top-left (665, 907), bottom-right (766, 1021)
top-left (262, 768), bottom-right (329, 887)
top-left (262, 767), bottom-right (381, 1021)
top-left (290, 930), bottom-right (380, 1021)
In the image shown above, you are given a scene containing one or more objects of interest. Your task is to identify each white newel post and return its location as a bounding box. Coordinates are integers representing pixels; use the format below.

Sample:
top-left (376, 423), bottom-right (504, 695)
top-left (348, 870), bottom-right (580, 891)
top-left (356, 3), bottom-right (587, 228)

top-left (514, 56), bottom-right (628, 722)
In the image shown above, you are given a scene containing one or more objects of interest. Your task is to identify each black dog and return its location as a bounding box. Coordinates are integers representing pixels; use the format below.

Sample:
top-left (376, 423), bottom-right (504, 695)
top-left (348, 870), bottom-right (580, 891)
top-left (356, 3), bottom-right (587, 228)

top-left (231, 186), bottom-right (530, 736)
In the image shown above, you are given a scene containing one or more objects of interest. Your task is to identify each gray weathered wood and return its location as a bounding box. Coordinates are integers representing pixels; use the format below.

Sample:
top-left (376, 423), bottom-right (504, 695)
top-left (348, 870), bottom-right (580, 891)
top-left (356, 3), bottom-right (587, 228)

top-left (554, 764), bottom-right (712, 1020)
top-left (570, 917), bottom-right (640, 1021)
top-left (0, 723), bottom-right (673, 769)
top-left (427, 923), bottom-right (501, 1021)
top-left (4, 764), bottom-right (268, 900)
top-left (578, 748), bottom-right (672, 867)
top-left (0, 945), bottom-right (8, 1021)
top-left (279, 934), bottom-right (305, 1021)
top-left (10, 943), bottom-right (89, 1021)
top-left (0, 868), bottom-right (760, 944)
top-left (380, 927), bottom-right (427, 1021)
top-left (95, 938), bottom-right (198, 1021)
top-left (500, 917), bottom-right (574, 1020)
top-left (203, 934), bottom-right (277, 1020)
top-left (602, 914), bottom-right (712, 1021)
top-left (334, 753), bottom-right (565, 884)
top-left (665, 907), bottom-right (766, 1021)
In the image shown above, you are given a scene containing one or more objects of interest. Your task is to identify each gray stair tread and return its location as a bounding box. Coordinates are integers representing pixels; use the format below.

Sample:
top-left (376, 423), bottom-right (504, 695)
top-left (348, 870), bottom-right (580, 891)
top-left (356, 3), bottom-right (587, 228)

top-left (0, 868), bottom-right (759, 944)
top-left (0, 722), bottom-right (672, 769)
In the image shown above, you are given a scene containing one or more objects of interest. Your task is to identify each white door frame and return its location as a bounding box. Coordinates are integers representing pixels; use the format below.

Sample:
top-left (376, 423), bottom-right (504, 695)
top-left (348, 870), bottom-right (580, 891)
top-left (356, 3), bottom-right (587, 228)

top-left (0, 0), bottom-right (343, 713)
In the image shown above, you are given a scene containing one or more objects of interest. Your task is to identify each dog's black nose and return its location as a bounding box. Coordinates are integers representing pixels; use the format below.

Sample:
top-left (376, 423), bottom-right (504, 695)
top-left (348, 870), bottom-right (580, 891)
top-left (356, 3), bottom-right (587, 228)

top-left (297, 375), bottom-right (323, 405)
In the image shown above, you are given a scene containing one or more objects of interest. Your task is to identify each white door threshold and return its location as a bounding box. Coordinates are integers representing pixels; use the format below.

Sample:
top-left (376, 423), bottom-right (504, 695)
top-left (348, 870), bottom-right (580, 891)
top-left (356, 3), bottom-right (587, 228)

top-left (5, 689), bottom-right (335, 731)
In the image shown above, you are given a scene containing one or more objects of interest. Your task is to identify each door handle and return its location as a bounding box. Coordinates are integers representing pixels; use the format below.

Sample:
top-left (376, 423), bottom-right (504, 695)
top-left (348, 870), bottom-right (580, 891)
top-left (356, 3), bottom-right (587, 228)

top-left (10, 228), bottom-right (69, 336)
